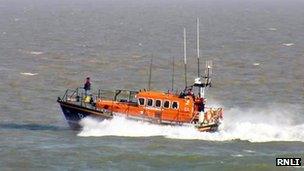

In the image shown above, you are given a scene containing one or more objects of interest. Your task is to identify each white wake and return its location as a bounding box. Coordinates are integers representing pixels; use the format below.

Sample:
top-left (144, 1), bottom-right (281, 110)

top-left (78, 104), bottom-right (304, 142)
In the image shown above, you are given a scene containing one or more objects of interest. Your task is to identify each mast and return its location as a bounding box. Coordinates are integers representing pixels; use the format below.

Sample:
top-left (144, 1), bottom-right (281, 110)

top-left (202, 60), bottom-right (213, 97)
top-left (197, 18), bottom-right (200, 77)
top-left (183, 28), bottom-right (187, 88)
top-left (197, 18), bottom-right (202, 97)
top-left (171, 56), bottom-right (175, 92)
top-left (148, 55), bottom-right (153, 90)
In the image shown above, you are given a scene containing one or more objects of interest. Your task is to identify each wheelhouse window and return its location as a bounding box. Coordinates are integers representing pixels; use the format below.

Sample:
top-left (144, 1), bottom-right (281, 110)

top-left (164, 100), bottom-right (170, 108)
top-left (155, 100), bottom-right (161, 108)
top-left (147, 99), bottom-right (153, 106)
top-left (138, 98), bottom-right (145, 106)
top-left (172, 101), bottom-right (179, 109)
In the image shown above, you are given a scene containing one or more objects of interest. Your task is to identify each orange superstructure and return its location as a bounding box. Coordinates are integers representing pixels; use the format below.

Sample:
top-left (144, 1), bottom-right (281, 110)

top-left (96, 90), bottom-right (198, 124)
top-left (89, 61), bottom-right (224, 130)
top-left (93, 82), bottom-right (223, 129)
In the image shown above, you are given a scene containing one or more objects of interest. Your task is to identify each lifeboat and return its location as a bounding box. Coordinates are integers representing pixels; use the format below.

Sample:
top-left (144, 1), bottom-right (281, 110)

top-left (57, 90), bottom-right (222, 131)
top-left (57, 20), bottom-right (224, 132)
top-left (57, 75), bottom-right (223, 132)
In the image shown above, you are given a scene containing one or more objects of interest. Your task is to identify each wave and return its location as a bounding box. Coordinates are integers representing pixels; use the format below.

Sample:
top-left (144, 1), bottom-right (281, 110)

top-left (20, 72), bottom-right (38, 76)
top-left (29, 51), bottom-right (44, 55)
top-left (268, 27), bottom-right (277, 31)
top-left (78, 104), bottom-right (304, 142)
top-left (282, 43), bottom-right (295, 47)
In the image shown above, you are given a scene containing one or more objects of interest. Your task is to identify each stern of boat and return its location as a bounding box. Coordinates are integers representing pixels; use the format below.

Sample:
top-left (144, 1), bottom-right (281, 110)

top-left (197, 108), bottom-right (223, 132)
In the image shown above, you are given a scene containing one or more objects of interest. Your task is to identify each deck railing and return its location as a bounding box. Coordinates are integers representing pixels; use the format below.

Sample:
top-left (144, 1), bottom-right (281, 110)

top-left (60, 88), bottom-right (138, 108)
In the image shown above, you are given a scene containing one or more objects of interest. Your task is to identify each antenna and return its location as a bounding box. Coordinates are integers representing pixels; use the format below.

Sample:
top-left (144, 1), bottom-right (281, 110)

top-left (205, 60), bottom-right (213, 86)
top-left (183, 28), bottom-right (187, 88)
top-left (148, 55), bottom-right (153, 90)
top-left (197, 17), bottom-right (200, 77)
top-left (171, 56), bottom-right (175, 92)
top-left (198, 60), bottom-right (212, 98)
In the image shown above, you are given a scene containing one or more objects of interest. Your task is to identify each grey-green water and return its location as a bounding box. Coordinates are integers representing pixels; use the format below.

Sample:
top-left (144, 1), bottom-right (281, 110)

top-left (0, 0), bottom-right (304, 170)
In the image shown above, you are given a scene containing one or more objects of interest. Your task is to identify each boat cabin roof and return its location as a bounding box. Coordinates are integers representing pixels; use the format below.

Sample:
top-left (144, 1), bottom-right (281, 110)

top-left (136, 90), bottom-right (183, 101)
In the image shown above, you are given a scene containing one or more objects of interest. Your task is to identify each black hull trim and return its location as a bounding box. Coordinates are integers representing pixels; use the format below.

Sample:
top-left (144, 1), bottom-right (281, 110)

top-left (58, 100), bottom-right (112, 130)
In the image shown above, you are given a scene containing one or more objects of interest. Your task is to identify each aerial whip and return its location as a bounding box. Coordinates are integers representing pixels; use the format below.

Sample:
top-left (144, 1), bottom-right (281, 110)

top-left (148, 55), bottom-right (153, 90)
top-left (183, 28), bottom-right (187, 88)
top-left (197, 17), bottom-right (200, 77)
top-left (171, 56), bottom-right (175, 92)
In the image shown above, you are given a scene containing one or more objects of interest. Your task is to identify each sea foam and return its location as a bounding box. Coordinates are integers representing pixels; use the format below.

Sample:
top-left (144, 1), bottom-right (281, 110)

top-left (29, 51), bottom-right (44, 55)
top-left (78, 104), bottom-right (304, 142)
top-left (282, 43), bottom-right (295, 47)
top-left (20, 72), bottom-right (38, 76)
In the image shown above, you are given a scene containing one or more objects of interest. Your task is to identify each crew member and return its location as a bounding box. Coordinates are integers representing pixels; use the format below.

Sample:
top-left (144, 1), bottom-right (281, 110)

top-left (187, 88), bottom-right (195, 99)
top-left (84, 77), bottom-right (91, 96)
top-left (199, 98), bottom-right (205, 112)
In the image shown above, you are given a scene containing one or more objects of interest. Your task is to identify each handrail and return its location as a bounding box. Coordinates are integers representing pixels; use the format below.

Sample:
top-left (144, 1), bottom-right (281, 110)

top-left (190, 111), bottom-right (199, 123)
top-left (62, 89), bottom-right (69, 101)
top-left (60, 88), bottom-right (139, 110)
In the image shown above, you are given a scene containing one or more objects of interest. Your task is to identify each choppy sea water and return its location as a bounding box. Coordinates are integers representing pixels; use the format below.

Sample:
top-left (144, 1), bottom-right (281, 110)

top-left (0, 0), bottom-right (304, 170)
